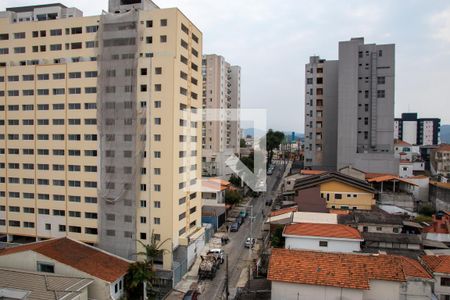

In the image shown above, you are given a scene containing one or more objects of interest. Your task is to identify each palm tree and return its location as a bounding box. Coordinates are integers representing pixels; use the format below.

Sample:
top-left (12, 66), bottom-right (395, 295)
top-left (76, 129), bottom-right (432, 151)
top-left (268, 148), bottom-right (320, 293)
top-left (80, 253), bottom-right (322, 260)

top-left (125, 261), bottom-right (153, 300)
top-left (135, 230), bottom-right (171, 268)
top-left (126, 231), bottom-right (171, 299)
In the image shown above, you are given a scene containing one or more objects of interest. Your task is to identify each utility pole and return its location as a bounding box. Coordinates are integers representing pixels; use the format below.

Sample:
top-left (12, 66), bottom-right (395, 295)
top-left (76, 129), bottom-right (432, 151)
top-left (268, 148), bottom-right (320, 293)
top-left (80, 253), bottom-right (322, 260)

top-left (225, 254), bottom-right (229, 300)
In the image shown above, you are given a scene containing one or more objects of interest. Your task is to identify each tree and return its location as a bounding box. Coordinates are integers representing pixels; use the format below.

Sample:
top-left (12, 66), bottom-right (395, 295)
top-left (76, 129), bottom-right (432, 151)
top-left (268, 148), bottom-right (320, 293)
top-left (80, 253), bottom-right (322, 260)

top-left (125, 232), bottom-right (171, 299)
top-left (125, 261), bottom-right (153, 300)
top-left (240, 138), bottom-right (246, 148)
top-left (265, 129), bottom-right (285, 166)
top-left (418, 204), bottom-right (435, 217)
top-left (270, 225), bottom-right (285, 248)
top-left (225, 189), bottom-right (242, 205)
top-left (229, 174), bottom-right (241, 186)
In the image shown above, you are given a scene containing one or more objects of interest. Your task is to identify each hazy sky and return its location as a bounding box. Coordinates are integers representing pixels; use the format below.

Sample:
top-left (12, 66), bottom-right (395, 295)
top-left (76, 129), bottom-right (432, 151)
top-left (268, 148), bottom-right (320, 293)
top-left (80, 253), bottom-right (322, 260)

top-left (2, 0), bottom-right (450, 132)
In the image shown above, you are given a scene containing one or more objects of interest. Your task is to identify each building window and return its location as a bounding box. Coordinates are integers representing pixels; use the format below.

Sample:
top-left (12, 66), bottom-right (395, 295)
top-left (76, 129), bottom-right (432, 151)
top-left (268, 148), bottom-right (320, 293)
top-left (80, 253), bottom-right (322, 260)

top-left (377, 90), bottom-right (385, 98)
top-left (441, 277), bottom-right (450, 287)
top-left (37, 262), bottom-right (55, 273)
top-left (319, 241), bottom-right (328, 247)
top-left (334, 194), bottom-right (342, 200)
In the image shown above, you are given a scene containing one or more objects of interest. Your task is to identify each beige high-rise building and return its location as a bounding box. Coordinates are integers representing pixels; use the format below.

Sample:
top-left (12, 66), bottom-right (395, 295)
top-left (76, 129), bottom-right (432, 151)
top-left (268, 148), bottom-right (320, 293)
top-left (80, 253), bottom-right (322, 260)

top-left (0, 0), bottom-right (204, 283)
top-left (202, 54), bottom-right (240, 177)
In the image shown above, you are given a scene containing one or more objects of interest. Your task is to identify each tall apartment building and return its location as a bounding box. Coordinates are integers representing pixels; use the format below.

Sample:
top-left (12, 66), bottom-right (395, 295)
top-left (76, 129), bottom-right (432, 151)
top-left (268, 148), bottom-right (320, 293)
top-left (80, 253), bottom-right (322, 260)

top-left (394, 113), bottom-right (440, 145)
top-left (202, 54), bottom-right (240, 177)
top-left (304, 37), bottom-right (398, 174)
top-left (0, 0), bottom-right (204, 281)
top-left (304, 56), bottom-right (338, 170)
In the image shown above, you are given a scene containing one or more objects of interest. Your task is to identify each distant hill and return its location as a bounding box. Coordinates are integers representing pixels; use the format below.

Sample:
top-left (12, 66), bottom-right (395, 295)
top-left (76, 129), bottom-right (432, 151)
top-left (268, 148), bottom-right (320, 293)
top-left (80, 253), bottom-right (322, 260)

top-left (441, 125), bottom-right (450, 144)
top-left (242, 128), bottom-right (303, 141)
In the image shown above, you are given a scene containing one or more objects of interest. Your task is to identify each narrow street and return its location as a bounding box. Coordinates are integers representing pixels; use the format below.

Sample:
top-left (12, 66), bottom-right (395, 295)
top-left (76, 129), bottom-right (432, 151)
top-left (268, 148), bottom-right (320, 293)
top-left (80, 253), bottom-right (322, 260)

top-left (199, 160), bottom-right (285, 300)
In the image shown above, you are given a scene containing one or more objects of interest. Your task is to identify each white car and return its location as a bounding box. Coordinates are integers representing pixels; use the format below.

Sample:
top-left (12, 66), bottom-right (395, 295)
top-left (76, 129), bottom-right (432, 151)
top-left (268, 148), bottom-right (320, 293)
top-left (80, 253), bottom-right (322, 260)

top-left (207, 248), bottom-right (225, 263)
top-left (245, 237), bottom-right (256, 248)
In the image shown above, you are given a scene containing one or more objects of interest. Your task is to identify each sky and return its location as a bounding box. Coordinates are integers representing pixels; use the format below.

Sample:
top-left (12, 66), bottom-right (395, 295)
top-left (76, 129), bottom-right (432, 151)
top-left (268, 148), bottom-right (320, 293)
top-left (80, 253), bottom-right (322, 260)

top-left (2, 0), bottom-right (450, 132)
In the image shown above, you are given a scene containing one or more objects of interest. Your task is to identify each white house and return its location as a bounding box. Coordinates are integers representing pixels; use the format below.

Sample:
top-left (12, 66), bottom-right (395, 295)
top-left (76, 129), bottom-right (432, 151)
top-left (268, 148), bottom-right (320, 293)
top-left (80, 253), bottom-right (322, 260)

top-left (268, 249), bottom-right (433, 300)
top-left (0, 237), bottom-right (130, 300)
top-left (422, 254), bottom-right (450, 300)
top-left (283, 223), bottom-right (362, 253)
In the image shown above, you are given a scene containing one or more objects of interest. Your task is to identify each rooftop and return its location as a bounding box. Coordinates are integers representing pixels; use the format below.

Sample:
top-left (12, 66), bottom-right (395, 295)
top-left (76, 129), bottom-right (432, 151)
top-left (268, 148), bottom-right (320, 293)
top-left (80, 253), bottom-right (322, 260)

top-left (362, 232), bottom-right (422, 244)
top-left (283, 223), bottom-right (362, 240)
top-left (395, 139), bottom-right (412, 146)
top-left (6, 3), bottom-right (67, 13)
top-left (422, 255), bottom-right (450, 274)
top-left (300, 169), bottom-right (326, 175)
top-left (293, 171), bottom-right (376, 193)
top-left (435, 144), bottom-right (450, 152)
top-left (0, 268), bottom-right (93, 300)
top-left (338, 209), bottom-right (404, 226)
top-left (292, 212), bottom-right (337, 224)
top-left (430, 181), bottom-right (450, 190)
top-left (270, 206), bottom-right (298, 217)
top-left (0, 237), bottom-right (130, 282)
top-left (268, 249), bottom-right (431, 289)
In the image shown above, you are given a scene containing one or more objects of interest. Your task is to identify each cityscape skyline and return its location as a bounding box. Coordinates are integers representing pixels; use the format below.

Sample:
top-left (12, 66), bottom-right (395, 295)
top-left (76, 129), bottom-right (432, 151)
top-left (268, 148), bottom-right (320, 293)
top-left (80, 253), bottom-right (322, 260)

top-left (1, 0), bottom-right (449, 132)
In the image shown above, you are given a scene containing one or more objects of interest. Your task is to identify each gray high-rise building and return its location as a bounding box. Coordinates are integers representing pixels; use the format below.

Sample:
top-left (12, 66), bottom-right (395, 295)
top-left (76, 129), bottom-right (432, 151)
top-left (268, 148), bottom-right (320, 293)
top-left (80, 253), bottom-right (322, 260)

top-left (304, 37), bottom-right (398, 174)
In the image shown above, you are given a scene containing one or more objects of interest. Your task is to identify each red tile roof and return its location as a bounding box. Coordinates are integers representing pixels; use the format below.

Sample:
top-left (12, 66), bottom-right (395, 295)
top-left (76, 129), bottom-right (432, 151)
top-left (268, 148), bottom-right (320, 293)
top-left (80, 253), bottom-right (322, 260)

top-left (422, 255), bottom-right (450, 274)
top-left (300, 169), bottom-right (326, 175)
top-left (395, 139), bottom-right (412, 146)
top-left (270, 206), bottom-right (297, 217)
top-left (436, 144), bottom-right (450, 152)
top-left (0, 237), bottom-right (130, 282)
top-left (283, 223), bottom-right (362, 240)
top-left (268, 249), bottom-right (431, 289)
top-left (430, 181), bottom-right (450, 190)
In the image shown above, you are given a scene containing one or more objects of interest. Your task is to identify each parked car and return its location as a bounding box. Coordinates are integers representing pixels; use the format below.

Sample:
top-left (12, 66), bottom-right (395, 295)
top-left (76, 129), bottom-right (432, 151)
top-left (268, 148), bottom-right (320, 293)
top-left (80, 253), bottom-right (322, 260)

top-left (245, 237), bottom-right (256, 248)
top-left (240, 210), bottom-right (247, 218)
top-left (236, 216), bottom-right (244, 226)
top-left (208, 248), bottom-right (225, 264)
top-left (230, 222), bottom-right (239, 232)
top-left (183, 290), bottom-right (200, 300)
top-left (265, 199), bottom-right (273, 206)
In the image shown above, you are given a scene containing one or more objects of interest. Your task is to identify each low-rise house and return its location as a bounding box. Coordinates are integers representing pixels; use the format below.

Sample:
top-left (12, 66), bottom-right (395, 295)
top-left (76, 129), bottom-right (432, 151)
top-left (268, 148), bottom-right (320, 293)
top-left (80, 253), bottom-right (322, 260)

top-left (0, 268), bottom-right (93, 300)
top-left (362, 232), bottom-right (422, 251)
top-left (0, 237), bottom-right (130, 300)
top-left (431, 144), bottom-right (450, 177)
top-left (339, 165), bottom-right (366, 181)
top-left (338, 209), bottom-right (404, 234)
top-left (430, 181), bottom-right (450, 212)
top-left (367, 175), bottom-right (418, 211)
top-left (282, 173), bottom-right (307, 192)
top-left (201, 178), bottom-right (231, 207)
top-left (268, 249), bottom-right (433, 300)
top-left (421, 254), bottom-right (450, 299)
top-left (423, 211), bottom-right (450, 245)
top-left (292, 211), bottom-right (337, 224)
top-left (292, 172), bottom-right (377, 210)
top-left (283, 223), bottom-right (362, 253)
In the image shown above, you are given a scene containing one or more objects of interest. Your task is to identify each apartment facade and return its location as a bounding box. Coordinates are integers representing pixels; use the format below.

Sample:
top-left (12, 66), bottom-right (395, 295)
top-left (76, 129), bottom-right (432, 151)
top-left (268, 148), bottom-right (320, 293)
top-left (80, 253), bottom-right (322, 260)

top-left (394, 112), bottom-right (440, 146)
top-left (304, 56), bottom-right (338, 170)
top-left (304, 38), bottom-right (398, 174)
top-left (202, 54), bottom-right (240, 177)
top-left (0, 0), bottom-right (203, 276)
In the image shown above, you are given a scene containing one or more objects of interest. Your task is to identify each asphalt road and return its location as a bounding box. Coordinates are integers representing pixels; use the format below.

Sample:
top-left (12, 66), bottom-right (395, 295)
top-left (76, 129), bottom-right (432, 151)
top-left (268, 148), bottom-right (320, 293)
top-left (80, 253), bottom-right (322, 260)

top-left (200, 161), bottom-right (285, 300)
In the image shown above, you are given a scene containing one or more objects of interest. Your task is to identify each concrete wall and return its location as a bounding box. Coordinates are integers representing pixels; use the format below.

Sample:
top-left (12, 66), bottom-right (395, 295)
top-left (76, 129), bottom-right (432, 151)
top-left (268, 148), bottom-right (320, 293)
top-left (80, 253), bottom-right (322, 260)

top-left (322, 60), bottom-right (339, 170)
top-left (271, 281), bottom-right (363, 300)
top-left (337, 38), bottom-right (360, 170)
top-left (285, 236), bottom-right (361, 253)
top-left (357, 224), bottom-right (402, 234)
top-left (434, 274), bottom-right (450, 299)
top-left (379, 193), bottom-right (415, 211)
top-left (430, 185), bottom-right (450, 211)
top-left (0, 250), bottom-right (120, 300)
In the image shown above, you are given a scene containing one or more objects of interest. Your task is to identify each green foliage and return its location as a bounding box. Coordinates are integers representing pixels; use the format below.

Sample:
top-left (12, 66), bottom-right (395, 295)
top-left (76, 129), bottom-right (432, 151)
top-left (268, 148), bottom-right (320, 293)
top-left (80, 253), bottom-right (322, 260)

top-left (418, 204), bottom-right (435, 217)
top-left (415, 214), bottom-right (433, 223)
top-left (240, 138), bottom-right (246, 148)
top-left (265, 129), bottom-right (285, 165)
top-left (225, 189), bottom-right (242, 205)
top-left (271, 225), bottom-right (285, 248)
top-left (229, 174), bottom-right (241, 186)
top-left (125, 261), bottom-right (152, 300)
top-left (125, 232), bottom-right (171, 299)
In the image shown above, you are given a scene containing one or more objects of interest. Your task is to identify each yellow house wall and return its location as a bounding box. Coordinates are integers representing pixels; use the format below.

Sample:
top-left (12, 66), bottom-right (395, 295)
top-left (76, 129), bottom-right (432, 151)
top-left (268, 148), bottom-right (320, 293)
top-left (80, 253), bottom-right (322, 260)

top-left (319, 181), bottom-right (375, 210)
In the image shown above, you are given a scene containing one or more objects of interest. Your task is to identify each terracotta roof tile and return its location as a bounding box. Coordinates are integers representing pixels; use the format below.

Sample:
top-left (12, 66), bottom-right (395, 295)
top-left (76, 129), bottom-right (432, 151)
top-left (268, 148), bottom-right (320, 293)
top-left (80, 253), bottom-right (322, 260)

top-left (395, 139), bottom-right (412, 146)
top-left (0, 237), bottom-right (130, 282)
top-left (422, 255), bottom-right (450, 274)
top-left (268, 249), bottom-right (431, 289)
top-left (436, 144), bottom-right (450, 152)
top-left (430, 181), bottom-right (450, 190)
top-left (270, 206), bottom-right (297, 217)
top-left (300, 169), bottom-right (326, 175)
top-left (283, 223), bottom-right (362, 240)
